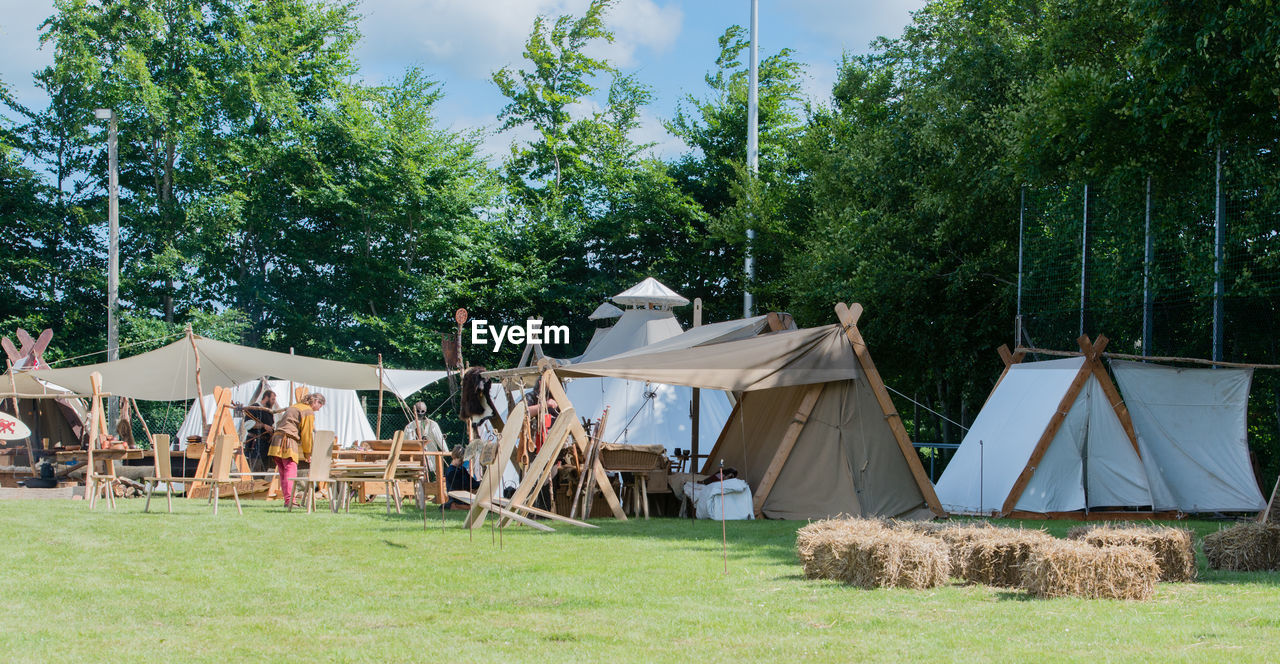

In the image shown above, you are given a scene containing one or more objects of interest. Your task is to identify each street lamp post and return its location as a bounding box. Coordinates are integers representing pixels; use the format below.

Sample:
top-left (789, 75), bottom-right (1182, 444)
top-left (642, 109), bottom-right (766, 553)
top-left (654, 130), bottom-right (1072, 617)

top-left (95, 108), bottom-right (119, 433)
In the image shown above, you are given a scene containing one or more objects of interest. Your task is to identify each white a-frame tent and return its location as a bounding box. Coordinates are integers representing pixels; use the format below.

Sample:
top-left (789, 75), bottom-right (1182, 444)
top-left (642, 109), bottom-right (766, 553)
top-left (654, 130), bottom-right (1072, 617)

top-left (935, 335), bottom-right (1158, 518)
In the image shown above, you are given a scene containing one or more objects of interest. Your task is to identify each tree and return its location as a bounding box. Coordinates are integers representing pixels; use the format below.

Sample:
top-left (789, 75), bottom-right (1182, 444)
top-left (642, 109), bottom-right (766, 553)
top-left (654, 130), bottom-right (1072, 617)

top-left (667, 26), bottom-right (808, 320)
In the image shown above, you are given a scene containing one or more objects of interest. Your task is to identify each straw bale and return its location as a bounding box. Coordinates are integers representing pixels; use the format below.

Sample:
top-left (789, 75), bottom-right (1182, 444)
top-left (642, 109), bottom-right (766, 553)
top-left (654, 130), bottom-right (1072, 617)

top-left (795, 518), bottom-right (949, 588)
top-left (1022, 540), bottom-right (1159, 600)
top-left (1069, 524), bottom-right (1197, 582)
top-left (839, 527), bottom-right (950, 590)
top-left (956, 529), bottom-right (1054, 587)
top-left (932, 523), bottom-right (1001, 577)
top-left (1202, 522), bottom-right (1280, 572)
top-left (796, 518), bottom-right (886, 580)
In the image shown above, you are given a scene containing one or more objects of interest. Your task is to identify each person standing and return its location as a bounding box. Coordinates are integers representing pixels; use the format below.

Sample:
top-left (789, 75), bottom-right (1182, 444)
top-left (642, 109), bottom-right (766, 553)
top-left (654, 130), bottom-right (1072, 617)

top-left (268, 392), bottom-right (325, 508)
top-left (402, 401), bottom-right (447, 452)
top-left (236, 390), bottom-right (279, 472)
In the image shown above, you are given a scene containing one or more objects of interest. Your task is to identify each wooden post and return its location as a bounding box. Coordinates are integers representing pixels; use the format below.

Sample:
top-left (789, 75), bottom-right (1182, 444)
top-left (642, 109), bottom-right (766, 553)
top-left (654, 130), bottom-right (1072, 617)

top-left (5, 359), bottom-right (19, 415)
top-left (752, 383), bottom-right (823, 517)
top-left (1000, 334), bottom-right (1110, 515)
top-left (835, 303), bottom-right (946, 517)
top-left (1082, 336), bottom-right (1141, 458)
top-left (541, 369), bottom-right (627, 520)
top-left (376, 354), bottom-right (384, 439)
top-left (499, 407), bottom-right (575, 527)
top-left (186, 324), bottom-right (207, 429)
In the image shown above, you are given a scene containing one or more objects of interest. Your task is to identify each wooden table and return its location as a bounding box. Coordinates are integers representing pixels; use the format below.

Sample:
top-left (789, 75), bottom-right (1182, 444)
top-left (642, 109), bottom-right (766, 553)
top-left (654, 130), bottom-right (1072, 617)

top-left (332, 449), bottom-right (448, 506)
top-left (54, 448), bottom-right (152, 479)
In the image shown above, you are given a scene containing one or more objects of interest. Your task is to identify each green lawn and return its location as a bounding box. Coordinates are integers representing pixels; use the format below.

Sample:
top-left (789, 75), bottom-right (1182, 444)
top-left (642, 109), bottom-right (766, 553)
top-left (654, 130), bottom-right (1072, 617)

top-left (1, 500), bottom-right (1277, 663)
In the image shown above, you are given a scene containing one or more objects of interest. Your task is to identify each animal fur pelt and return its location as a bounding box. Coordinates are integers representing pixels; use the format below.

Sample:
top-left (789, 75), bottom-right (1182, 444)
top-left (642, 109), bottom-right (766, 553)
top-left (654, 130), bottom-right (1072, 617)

top-left (459, 366), bottom-right (497, 425)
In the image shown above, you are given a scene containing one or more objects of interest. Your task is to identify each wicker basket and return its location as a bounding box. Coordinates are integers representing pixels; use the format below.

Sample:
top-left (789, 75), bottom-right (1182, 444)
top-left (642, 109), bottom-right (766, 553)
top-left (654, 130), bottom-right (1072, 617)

top-left (599, 444), bottom-right (666, 471)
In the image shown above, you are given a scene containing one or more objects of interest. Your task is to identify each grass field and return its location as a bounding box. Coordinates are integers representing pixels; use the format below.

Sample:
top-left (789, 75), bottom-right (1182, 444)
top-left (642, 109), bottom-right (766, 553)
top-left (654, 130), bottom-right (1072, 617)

top-left (1, 499), bottom-right (1277, 663)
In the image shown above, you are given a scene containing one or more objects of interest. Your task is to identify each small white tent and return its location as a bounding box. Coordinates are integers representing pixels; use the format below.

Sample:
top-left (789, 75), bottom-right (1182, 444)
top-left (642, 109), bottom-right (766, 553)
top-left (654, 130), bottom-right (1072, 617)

top-left (935, 343), bottom-right (1153, 516)
top-left (1112, 361), bottom-right (1265, 512)
top-left (176, 380), bottom-right (376, 449)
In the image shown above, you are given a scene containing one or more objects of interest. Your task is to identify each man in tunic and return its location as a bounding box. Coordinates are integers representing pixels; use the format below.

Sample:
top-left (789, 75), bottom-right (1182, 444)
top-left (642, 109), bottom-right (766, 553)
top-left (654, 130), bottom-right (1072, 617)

top-left (268, 392), bottom-right (325, 508)
top-left (236, 390), bottom-right (279, 472)
top-left (402, 401), bottom-right (447, 452)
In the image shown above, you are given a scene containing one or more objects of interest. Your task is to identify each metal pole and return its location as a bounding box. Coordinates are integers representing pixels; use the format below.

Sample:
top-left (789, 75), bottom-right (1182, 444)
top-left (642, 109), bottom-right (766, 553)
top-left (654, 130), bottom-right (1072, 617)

top-left (97, 109), bottom-right (120, 433)
top-left (1016, 185), bottom-right (1025, 346)
top-left (1213, 147), bottom-right (1225, 363)
top-left (1079, 184), bottom-right (1090, 338)
top-left (1143, 176), bottom-right (1154, 356)
top-left (743, 0), bottom-right (758, 318)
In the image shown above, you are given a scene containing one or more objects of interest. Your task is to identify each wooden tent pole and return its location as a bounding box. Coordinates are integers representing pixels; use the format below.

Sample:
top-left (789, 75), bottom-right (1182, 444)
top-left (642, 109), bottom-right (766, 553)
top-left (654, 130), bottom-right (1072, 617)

top-left (1082, 337), bottom-right (1141, 458)
top-left (186, 324), bottom-right (207, 428)
top-left (1000, 334), bottom-right (1110, 515)
top-left (376, 353), bottom-right (384, 439)
top-left (5, 359), bottom-right (18, 414)
top-left (835, 303), bottom-right (946, 517)
top-left (132, 398), bottom-right (156, 448)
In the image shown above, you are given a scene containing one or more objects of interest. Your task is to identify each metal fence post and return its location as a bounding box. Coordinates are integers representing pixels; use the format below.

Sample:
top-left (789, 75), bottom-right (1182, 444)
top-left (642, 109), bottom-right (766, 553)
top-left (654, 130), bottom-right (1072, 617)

top-left (1143, 176), bottom-right (1154, 356)
top-left (1080, 184), bottom-right (1090, 337)
top-left (1213, 148), bottom-right (1226, 363)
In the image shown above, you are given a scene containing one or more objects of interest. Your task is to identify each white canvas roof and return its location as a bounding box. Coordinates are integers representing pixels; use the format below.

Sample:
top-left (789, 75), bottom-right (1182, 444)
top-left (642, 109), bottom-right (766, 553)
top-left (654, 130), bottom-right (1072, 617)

top-left (575, 309), bottom-right (684, 364)
top-left (935, 357), bottom-right (1152, 515)
top-left (1112, 361), bottom-right (1265, 512)
top-left (29, 336), bottom-right (445, 401)
top-left (587, 302), bottom-right (624, 320)
top-left (611, 277), bottom-right (690, 308)
top-left (176, 379), bottom-right (376, 449)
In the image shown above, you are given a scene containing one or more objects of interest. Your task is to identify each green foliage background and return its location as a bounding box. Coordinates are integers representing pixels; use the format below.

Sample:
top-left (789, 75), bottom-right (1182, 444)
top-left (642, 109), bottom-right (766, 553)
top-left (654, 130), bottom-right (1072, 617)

top-left (2, 0), bottom-right (1278, 480)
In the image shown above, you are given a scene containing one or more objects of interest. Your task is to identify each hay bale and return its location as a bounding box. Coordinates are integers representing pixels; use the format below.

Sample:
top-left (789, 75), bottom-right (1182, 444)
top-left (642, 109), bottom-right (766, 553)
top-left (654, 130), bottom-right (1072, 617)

top-left (795, 518), bottom-right (949, 588)
top-left (1022, 540), bottom-right (1159, 600)
top-left (933, 523), bottom-right (1001, 577)
top-left (796, 518), bottom-right (886, 580)
top-left (1203, 522), bottom-right (1280, 572)
top-left (956, 529), bottom-right (1054, 587)
top-left (839, 527), bottom-right (950, 590)
top-left (1069, 524), bottom-right (1197, 582)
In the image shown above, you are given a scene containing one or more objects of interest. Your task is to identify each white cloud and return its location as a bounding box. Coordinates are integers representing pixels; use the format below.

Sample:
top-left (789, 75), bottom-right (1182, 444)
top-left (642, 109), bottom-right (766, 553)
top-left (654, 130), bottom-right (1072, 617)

top-left (0, 1), bottom-right (56, 110)
top-left (785, 0), bottom-right (927, 54)
top-left (356, 0), bottom-right (683, 84)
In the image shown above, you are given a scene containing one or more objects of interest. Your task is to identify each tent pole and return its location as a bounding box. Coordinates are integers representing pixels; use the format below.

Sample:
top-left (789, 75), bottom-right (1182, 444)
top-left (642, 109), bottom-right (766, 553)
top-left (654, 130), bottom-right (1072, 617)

top-left (376, 353), bottom-right (385, 439)
top-left (187, 324), bottom-right (208, 429)
top-left (691, 298), bottom-right (702, 523)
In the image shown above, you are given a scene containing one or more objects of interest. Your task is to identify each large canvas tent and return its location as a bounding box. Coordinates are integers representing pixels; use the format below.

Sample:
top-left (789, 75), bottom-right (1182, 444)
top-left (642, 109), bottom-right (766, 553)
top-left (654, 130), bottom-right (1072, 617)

top-left (28, 334), bottom-right (445, 402)
top-left (934, 337), bottom-right (1153, 517)
top-left (176, 380), bottom-right (376, 449)
top-left (1111, 361), bottom-right (1265, 513)
top-left (542, 303), bottom-right (943, 520)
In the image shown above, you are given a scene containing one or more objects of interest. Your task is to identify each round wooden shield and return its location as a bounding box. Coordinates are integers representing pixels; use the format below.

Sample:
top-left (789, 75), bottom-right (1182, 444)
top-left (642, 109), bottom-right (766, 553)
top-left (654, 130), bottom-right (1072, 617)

top-left (0, 411), bottom-right (31, 441)
top-left (454, 308), bottom-right (468, 326)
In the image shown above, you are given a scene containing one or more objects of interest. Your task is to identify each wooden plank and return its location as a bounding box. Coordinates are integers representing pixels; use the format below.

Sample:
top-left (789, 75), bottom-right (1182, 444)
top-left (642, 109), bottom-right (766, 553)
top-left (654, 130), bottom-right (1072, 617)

top-left (835, 303), bottom-right (946, 518)
top-left (490, 495), bottom-right (597, 528)
top-left (1008, 510), bottom-right (1183, 522)
top-left (476, 501), bottom-right (555, 532)
top-left (1081, 335), bottom-right (1142, 459)
top-left (542, 370), bottom-right (627, 520)
top-left (1259, 475), bottom-right (1280, 523)
top-left (499, 407), bottom-right (574, 527)
top-left (1000, 335), bottom-right (1109, 515)
top-left (752, 383), bottom-right (823, 517)
top-left (463, 401), bottom-right (526, 529)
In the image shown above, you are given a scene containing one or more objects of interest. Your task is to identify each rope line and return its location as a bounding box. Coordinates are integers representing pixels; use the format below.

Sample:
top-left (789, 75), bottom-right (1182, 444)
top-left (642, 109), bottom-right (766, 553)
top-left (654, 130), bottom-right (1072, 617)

top-left (883, 383), bottom-right (970, 433)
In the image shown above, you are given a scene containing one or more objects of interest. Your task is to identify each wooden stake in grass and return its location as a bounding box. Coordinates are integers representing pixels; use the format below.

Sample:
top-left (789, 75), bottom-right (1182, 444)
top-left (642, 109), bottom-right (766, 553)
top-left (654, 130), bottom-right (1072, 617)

top-left (720, 459), bottom-right (728, 575)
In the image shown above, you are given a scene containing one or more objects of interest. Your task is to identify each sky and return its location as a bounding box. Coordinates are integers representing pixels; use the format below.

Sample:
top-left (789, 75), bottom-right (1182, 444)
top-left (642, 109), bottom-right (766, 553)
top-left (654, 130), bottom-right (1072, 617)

top-left (0, 0), bottom-right (927, 161)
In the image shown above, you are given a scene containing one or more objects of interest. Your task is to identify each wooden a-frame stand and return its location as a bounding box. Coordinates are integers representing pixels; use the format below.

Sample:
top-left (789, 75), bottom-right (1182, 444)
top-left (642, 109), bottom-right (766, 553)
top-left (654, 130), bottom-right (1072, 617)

top-left (186, 386), bottom-right (253, 499)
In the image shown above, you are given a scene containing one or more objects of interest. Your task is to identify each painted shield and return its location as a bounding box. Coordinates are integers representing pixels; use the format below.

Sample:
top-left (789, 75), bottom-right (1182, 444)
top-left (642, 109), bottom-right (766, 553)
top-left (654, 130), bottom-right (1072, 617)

top-left (0, 410), bottom-right (31, 440)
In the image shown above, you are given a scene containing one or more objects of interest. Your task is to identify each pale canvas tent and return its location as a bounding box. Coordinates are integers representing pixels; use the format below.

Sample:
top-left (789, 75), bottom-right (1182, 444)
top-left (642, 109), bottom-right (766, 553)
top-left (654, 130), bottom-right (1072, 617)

top-left (555, 304), bottom-right (943, 520)
top-left (546, 279), bottom-right (736, 454)
top-left (1112, 361), bottom-right (1265, 512)
top-left (29, 335), bottom-right (445, 402)
top-left (176, 380), bottom-right (376, 449)
top-left (934, 353), bottom-right (1153, 516)
top-left (1, 372), bottom-right (88, 447)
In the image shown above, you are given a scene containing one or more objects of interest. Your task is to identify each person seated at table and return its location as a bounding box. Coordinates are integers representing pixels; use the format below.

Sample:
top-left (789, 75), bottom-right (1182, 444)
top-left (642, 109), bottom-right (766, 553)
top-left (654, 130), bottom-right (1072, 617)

top-left (441, 445), bottom-right (478, 510)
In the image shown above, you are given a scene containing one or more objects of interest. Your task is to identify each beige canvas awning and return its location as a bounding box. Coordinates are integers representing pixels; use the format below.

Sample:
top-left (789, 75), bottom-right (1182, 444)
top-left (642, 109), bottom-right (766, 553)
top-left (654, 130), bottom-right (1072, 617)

top-left (558, 324), bottom-right (859, 392)
top-left (28, 336), bottom-right (445, 401)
